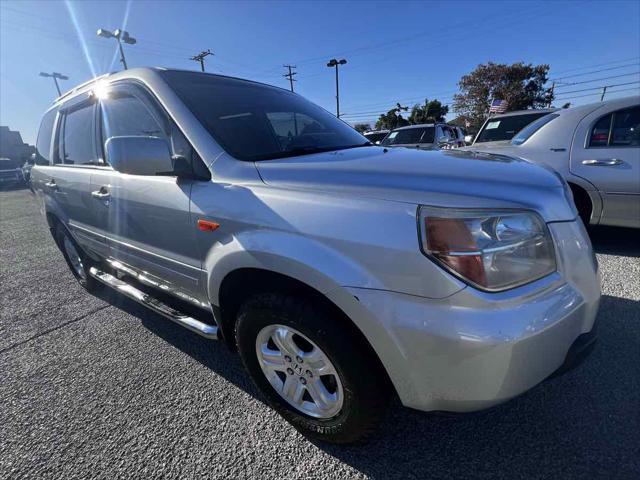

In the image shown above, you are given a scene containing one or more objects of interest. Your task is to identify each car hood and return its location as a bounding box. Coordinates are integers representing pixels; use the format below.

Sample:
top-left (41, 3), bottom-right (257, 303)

top-left (255, 147), bottom-right (576, 222)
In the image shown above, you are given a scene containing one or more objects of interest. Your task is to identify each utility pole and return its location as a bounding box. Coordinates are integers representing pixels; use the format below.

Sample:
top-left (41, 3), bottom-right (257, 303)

top-left (547, 81), bottom-right (556, 107)
top-left (190, 49), bottom-right (214, 72)
top-left (39, 72), bottom-right (69, 96)
top-left (283, 64), bottom-right (297, 92)
top-left (600, 86), bottom-right (608, 101)
top-left (327, 58), bottom-right (347, 118)
top-left (97, 28), bottom-right (136, 70)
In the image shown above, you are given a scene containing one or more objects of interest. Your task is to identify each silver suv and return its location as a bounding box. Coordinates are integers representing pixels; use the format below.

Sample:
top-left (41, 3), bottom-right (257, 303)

top-left (32, 68), bottom-right (601, 444)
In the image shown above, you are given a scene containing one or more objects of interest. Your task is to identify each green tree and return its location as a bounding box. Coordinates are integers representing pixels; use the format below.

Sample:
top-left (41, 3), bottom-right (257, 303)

top-left (408, 98), bottom-right (449, 124)
top-left (353, 123), bottom-right (371, 133)
top-left (375, 103), bottom-right (410, 130)
top-left (453, 62), bottom-right (552, 131)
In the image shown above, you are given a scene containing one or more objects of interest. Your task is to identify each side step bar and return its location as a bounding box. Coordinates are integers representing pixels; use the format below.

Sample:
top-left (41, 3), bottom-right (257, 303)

top-left (89, 267), bottom-right (218, 340)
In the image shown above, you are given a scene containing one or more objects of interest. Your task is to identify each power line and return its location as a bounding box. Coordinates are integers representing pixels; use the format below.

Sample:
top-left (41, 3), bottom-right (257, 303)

top-left (549, 62), bottom-right (639, 81)
top-left (555, 71), bottom-right (640, 88)
top-left (554, 86), bottom-right (640, 102)
top-left (549, 56), bottom-right (640, 76)
top-left (554, 80), bottom-right (640, 97)
top-left (283, 65), bottom-right (297, 92)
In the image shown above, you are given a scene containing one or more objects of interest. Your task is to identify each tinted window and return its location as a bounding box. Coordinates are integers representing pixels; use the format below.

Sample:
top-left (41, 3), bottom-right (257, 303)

top-left (381, 127), bottom-right (435, 146)
top-left (59, 103), bottom-right (96, 165)
top-left (611, 106), bottom-right (640, 147)
top-left (589, 114), bottom-right (612, 147)
top-left (475, 112), bottom-right (549, 143)
top-left (511, 113), bottom-right (559, 145)
top-left (100, 90), bottom-right (168, 142)
top-left (35, 109), bottom-right (57, 165)
top-left (160, 70), bottom-right (367, 161)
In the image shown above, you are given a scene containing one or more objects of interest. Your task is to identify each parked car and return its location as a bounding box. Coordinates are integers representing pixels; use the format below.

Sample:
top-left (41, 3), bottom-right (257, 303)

top-left (464, 97), bottom-right (640, 228)
top-left (32, 68), bottom-right (600, 444)
top-left (381, 123), bottom-right (460, 149)
top-left (452, 126), bottom-right (467, 147)
top-left (363, 129), bottom-right (389, 144)
top-left (0, 157), bottom-right (25, 187)
top-left (471, 108), bottom-right (558, 146)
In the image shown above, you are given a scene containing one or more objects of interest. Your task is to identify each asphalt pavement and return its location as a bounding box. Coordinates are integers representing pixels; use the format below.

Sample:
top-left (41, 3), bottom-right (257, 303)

top-left (1, 187), bottom-right (639, 479)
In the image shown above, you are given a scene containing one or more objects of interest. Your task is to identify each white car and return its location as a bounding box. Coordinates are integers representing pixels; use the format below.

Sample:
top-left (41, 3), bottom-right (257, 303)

top-left (464, 97), bottom-right (640, 228)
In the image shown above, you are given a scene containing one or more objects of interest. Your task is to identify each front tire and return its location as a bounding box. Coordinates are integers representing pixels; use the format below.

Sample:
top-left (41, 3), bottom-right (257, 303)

top-left (55, 223), bottom-right (102, 292)
top-left (235, 293), bottom-right (390, 444)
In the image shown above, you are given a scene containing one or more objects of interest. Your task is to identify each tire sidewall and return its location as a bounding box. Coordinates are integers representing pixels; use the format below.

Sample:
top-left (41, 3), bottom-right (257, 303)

top-left (55, 223), bottom-right (97, 291)
top-left (236, 294), bottom-right (387, 443)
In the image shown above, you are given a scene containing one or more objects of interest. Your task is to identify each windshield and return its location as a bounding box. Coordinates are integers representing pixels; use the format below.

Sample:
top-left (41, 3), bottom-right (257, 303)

top-left (511, 114), bottom-right (559, 145)
top-left (381, 127), bottom-right (435, 146)
top-left (475, 112), bottom-right (550, 143)
top-left (363, 132), bottom-right (388, 143)
top-left (160, 70), bottom-right (369, 161)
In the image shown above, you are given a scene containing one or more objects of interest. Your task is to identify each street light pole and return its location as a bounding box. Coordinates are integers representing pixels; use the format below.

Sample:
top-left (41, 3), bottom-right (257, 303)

top-left (327, 58), bottom-right (347, 118)
top-left (97, 28), bottom-right (137, 70)
top-left (39, 72), bottom-right (69, 96)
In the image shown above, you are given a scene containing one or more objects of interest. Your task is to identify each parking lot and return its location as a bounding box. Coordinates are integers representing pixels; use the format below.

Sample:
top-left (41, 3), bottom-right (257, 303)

top-left (1, 187), bottom-right (639, 479)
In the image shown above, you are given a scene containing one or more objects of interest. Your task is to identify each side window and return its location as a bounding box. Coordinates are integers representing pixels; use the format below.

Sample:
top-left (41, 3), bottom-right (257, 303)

top-left (56, 102), bottom-right (97, 165)
top-left (35, 109), bottom-right (57, 165)
top-left (610, 106), bottom-right (640, 147)
top-left (589, 114), bottom-right (612, 147)
top-left (100, 84), bottom-right (209, 178)
top-left (100, 89), bottom-right (169, 148)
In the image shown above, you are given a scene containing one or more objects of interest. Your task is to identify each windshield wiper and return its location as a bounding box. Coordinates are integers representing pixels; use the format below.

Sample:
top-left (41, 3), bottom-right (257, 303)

top-left (256, 142), bottom-right (374, 161)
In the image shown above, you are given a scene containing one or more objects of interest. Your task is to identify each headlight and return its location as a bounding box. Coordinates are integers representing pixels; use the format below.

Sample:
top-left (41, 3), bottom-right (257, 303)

top-left (418, 207), bottom-right (556, 291)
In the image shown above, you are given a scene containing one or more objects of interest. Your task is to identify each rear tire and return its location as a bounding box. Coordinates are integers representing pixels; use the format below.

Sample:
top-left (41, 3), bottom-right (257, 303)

top-left (235, 293), bottom-right (390, 444)
top-left (55, 223), bottom-right (102, 292)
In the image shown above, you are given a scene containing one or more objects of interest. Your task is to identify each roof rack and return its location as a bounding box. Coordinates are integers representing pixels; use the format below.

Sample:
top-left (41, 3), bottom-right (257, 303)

top-left (55, 72), bottom-right (114, 103)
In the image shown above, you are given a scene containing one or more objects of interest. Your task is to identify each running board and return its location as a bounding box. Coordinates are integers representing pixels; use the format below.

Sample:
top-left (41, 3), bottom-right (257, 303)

top-left (89, 267), bottom-right (218, 340)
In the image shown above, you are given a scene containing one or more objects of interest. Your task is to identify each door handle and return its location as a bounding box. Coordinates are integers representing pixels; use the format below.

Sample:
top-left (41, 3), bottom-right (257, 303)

top-left (44, 179), bottom-right (58, 189)
top-left (91, 188), bottom-right (111, 200)
top-left (582, 158), bottom-right (623, 166)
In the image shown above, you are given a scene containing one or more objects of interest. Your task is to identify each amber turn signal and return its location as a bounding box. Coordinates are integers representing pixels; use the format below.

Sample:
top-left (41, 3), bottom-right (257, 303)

top-left (197, 219), bottom-right (220, 231)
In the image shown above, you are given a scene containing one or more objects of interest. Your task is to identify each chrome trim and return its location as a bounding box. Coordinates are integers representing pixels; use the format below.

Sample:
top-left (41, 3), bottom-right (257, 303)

top-left (89, 267), bottom-right (218, 339)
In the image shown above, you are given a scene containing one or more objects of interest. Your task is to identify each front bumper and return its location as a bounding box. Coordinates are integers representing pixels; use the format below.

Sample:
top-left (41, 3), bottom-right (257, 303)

top-left (330, 220), bottom-right (601, 412)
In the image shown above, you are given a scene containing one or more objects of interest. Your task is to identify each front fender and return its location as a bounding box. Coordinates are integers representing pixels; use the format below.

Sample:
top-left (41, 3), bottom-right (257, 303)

top-left (205, 229), bottom-right (379, 305)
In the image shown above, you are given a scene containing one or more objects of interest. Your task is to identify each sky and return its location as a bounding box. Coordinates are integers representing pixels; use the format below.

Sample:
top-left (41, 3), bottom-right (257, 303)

top-left (1, 0), bottom-right (639, 144)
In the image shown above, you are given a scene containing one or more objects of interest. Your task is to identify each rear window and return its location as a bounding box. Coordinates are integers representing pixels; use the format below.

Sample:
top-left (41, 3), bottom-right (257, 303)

top-left (381, 127), bottom-right (435, 146)
top-left (511, 114), bottom-right (559, 145)
top-left (475, 112), bottom-right (549, 143)
top-left (35, 109), bottom-right (57, 165)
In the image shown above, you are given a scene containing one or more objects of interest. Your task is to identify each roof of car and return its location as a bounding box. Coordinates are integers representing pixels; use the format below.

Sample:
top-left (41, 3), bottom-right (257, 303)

top-left (488, 108), bottom-right (558, 118)
top-left (391, 123), bottom-right (443, 131)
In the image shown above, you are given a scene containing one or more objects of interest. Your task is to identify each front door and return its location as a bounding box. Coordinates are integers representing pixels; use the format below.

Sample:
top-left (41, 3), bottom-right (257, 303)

top-left (96, 82), bottom-right (207, 304)
top-left (571, 104), bottom-right (640, 227)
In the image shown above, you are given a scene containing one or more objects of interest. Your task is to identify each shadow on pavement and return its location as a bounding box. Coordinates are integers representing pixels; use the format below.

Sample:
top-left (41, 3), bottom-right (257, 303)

top-left (93, 287), bottom-right (640, 479)
top-left (588, 225), bottom-right (640, 257)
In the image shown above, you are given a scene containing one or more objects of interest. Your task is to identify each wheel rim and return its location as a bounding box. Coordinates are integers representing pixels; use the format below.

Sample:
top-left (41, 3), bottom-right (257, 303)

top-left (255, 324), bottom-right (344, 419)
top-left (63, 236), bottom-right (86, 281)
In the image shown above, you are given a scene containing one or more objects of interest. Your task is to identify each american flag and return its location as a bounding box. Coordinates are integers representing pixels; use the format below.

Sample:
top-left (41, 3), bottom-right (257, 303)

top-left (489, 99), bottom-right (507, 114)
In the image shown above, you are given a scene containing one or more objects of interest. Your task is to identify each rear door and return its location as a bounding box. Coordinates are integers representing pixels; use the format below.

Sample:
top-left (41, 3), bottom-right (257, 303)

top-left (96, 81), bottom-right (207, 303)
top-left (45, 95), bottom-right (109, 256)
top-left (571, 103), bottom-right (640, 227)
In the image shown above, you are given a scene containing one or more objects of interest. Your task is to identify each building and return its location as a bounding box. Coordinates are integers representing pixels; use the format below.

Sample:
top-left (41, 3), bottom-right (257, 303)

top-left (0, 126), bottom-right (35, 166)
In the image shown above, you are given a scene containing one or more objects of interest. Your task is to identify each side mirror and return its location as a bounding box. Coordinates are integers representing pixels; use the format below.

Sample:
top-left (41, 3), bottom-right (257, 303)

top-left (464, 135), bottom-right (473, 144)
top-left (105, 136), bottom-right (173, 176)
top-left (28, 153), bottom-right (36, 165)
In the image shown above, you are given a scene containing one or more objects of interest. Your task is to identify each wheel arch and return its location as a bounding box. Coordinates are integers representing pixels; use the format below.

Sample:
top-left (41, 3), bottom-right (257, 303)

top-left (215, 267), bottom-right (395, 393)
